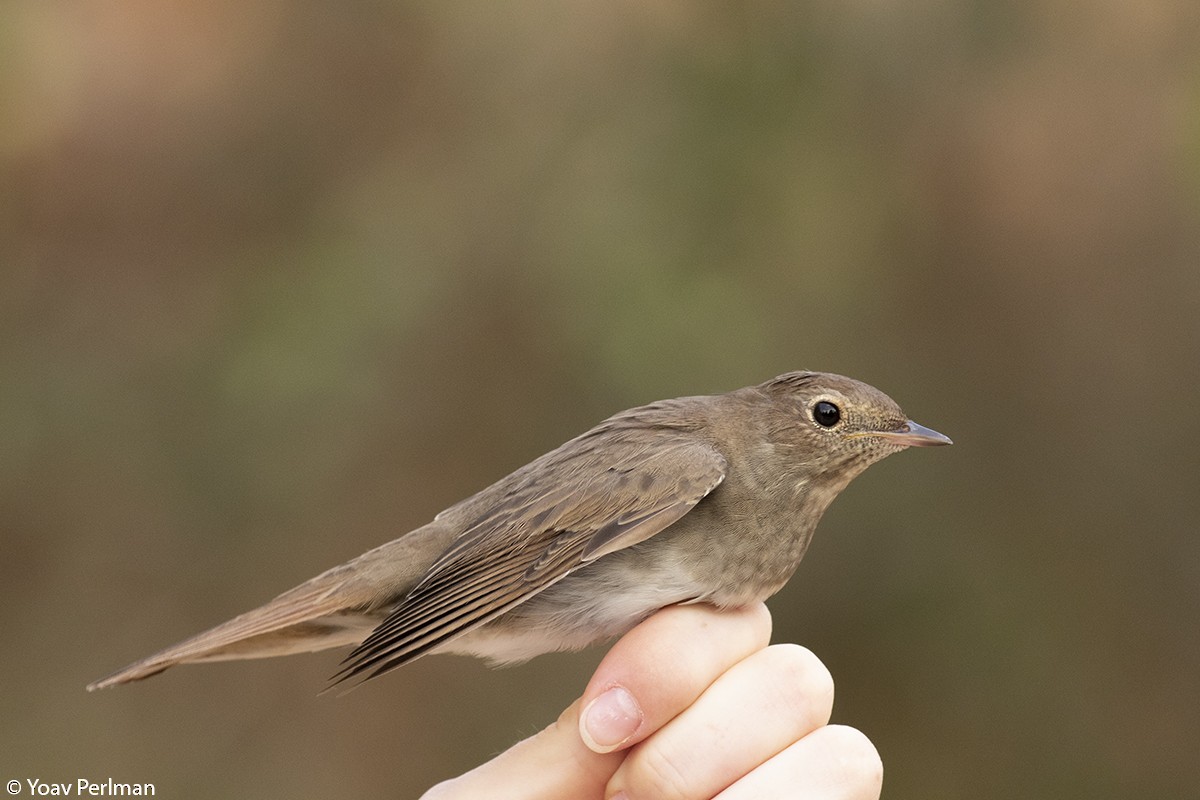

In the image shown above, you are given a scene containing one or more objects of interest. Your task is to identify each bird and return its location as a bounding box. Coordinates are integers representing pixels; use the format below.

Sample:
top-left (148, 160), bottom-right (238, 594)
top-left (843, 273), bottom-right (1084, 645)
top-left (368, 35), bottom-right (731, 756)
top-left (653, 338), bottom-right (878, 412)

top-left (87, 371), bottom-right (951, 692)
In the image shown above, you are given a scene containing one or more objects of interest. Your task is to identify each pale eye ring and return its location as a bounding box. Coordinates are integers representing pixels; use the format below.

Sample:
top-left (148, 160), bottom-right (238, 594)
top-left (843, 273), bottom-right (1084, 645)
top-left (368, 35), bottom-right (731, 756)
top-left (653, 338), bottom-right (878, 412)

top-left (812, 400), bottom-right (841, 428)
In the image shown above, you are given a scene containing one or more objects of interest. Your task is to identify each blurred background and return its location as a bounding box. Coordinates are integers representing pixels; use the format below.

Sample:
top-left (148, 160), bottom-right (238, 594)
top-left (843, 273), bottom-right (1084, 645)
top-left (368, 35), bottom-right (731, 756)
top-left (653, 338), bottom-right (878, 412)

top-left (4, 2), bottom-right (1198, 797)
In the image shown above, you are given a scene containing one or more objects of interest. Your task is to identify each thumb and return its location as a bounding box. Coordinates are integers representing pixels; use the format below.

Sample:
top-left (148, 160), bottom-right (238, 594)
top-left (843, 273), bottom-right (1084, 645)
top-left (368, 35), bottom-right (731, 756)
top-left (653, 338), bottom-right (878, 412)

top-left (421, 697), bottom-right (623, 800)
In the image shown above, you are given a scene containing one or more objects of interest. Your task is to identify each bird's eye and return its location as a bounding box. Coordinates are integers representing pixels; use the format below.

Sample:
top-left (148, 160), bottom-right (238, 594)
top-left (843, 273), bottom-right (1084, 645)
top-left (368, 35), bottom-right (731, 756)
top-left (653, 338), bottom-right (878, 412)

top-left (812, 400), bottom-right (841, 428)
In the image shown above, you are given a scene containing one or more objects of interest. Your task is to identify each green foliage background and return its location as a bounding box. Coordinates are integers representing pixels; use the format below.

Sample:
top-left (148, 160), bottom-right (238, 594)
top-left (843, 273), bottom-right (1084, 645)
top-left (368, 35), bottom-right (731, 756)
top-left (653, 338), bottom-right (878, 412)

top-left (4, 3), bottom-right (1198, 797)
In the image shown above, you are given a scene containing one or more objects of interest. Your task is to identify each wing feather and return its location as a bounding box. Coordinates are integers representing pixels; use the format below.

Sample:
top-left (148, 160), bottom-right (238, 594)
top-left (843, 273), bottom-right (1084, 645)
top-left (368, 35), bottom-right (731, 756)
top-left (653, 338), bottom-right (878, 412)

top-left (333, 434), bottom-right (726, 687)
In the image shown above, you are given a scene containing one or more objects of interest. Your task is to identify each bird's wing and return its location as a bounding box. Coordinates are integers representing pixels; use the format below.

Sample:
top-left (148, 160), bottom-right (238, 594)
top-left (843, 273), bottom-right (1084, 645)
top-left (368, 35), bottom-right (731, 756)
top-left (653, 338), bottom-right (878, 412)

top-left (332, 433), bottom-right (727, 687)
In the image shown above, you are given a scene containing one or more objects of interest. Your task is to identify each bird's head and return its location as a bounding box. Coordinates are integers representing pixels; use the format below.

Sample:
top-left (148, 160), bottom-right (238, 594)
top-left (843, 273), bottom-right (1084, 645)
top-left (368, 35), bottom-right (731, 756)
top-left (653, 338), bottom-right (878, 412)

top-left (758, 371), bottom-right (951, 489)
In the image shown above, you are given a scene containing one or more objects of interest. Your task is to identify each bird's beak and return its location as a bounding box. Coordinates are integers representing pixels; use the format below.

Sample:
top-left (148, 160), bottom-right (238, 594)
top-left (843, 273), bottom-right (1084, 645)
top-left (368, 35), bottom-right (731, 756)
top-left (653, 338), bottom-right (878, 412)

top-left (878, 420), bottom-right (953, 447)
top-left (851, 420), bottom-right (953, 447)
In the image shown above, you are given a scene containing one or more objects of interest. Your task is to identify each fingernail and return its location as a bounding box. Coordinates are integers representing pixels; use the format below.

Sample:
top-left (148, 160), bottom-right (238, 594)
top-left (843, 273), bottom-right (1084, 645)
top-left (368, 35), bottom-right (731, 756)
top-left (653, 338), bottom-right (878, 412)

top-left (580, 685), bottom-right (643, 753)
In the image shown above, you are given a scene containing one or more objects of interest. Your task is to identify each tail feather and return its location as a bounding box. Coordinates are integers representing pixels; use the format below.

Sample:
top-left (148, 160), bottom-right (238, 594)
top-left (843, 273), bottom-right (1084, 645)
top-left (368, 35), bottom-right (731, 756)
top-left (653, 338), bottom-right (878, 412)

top-left (88, 522), bottom-right (454, 690)
top-left (87, 578), bottom-right (381, 690)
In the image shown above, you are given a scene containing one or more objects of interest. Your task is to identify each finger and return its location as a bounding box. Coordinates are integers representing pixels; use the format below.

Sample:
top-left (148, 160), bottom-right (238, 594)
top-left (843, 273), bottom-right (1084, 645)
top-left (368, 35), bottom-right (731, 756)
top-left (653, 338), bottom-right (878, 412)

top-left (608, 643), bottom-right (835, 800)
top-left (421, 698), bottom-right (622, 800)
top-left (578, 603), bottom-right (772, 754)
top-left (423, 604), bottom-right (772, 799)
top-left (714, 725), bottom-right (883, 800)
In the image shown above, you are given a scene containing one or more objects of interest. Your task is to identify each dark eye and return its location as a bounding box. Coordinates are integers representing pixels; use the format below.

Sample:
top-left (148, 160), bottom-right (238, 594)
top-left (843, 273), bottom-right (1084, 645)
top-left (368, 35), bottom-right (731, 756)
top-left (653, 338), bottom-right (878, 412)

top-left (812, 400), bottom-right (841, 428)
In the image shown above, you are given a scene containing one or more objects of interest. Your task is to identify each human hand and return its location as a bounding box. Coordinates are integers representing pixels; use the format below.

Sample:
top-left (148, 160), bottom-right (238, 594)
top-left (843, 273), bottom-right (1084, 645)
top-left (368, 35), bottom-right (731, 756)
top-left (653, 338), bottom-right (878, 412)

top-left (422, 603), bottom-right (882, 799)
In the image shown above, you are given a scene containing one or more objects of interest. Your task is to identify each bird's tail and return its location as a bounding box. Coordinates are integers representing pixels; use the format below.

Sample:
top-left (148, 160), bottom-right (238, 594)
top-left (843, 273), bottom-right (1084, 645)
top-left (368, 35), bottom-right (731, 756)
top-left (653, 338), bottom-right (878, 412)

top-left (87, 523), bottom-right (453, 690)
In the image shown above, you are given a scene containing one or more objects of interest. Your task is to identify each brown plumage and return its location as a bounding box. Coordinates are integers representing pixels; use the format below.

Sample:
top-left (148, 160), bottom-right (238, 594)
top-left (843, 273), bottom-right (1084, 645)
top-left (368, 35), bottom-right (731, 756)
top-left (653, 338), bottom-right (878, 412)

top-left (88, 371), bottom-right (950, 692)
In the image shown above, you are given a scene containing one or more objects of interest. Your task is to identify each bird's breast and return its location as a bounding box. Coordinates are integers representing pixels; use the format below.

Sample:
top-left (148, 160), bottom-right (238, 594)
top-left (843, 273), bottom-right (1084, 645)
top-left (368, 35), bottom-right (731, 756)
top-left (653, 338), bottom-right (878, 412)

top-left (654, 487), bottom-right (821, 608)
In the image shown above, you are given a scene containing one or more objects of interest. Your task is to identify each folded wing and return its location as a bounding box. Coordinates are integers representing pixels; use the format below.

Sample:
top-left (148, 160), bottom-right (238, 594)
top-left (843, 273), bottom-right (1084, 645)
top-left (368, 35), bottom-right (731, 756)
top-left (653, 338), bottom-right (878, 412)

top-left (332, 432), bottom-right (726, 687)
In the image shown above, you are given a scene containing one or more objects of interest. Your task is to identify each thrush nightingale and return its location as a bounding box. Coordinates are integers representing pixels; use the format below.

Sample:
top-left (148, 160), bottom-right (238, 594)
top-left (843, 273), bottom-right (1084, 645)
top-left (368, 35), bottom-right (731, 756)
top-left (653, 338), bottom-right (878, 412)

top-left (89, 371), bottom-right (950, 691)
